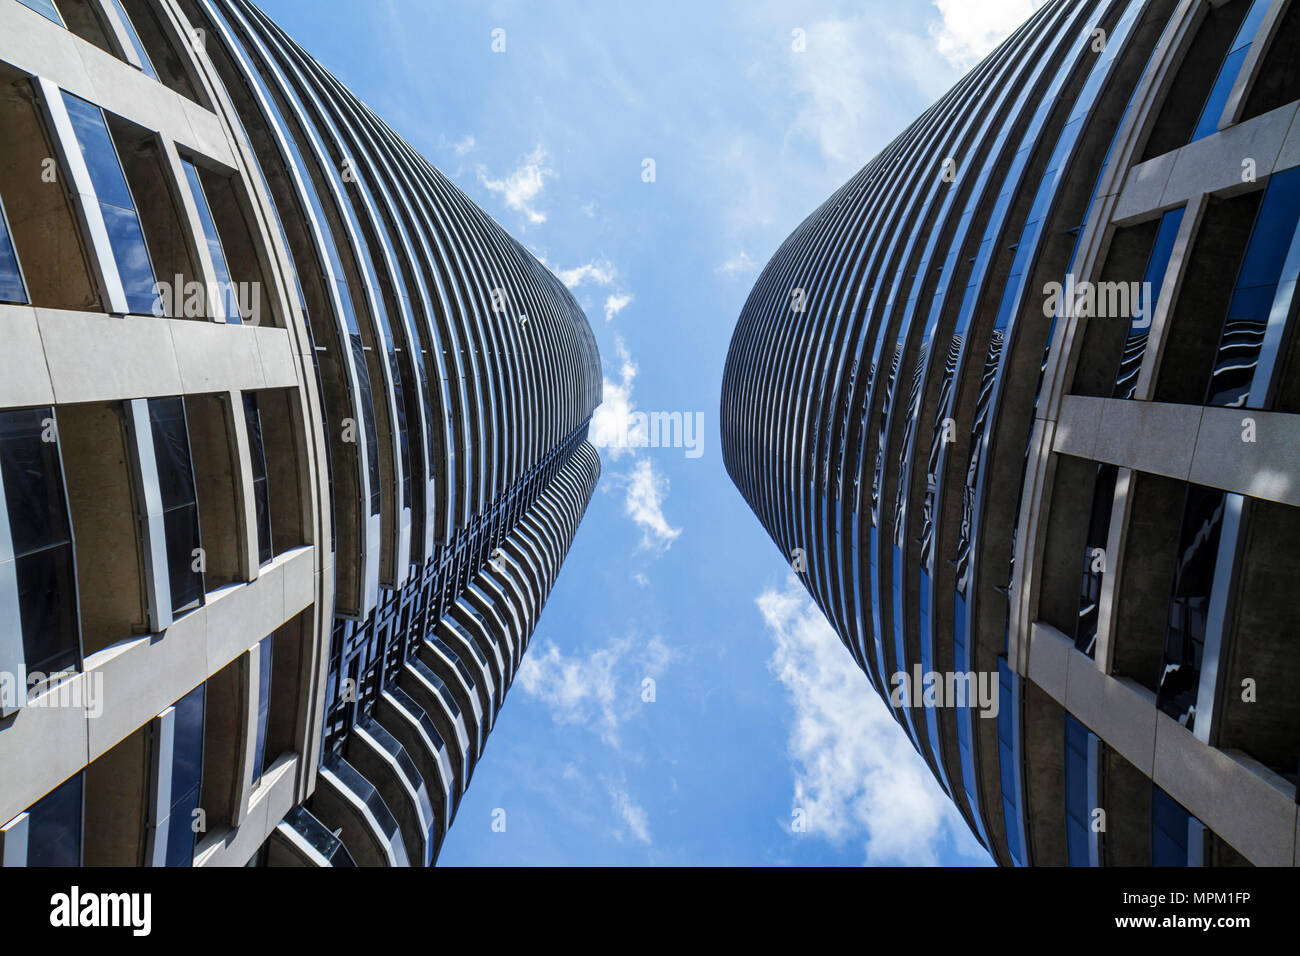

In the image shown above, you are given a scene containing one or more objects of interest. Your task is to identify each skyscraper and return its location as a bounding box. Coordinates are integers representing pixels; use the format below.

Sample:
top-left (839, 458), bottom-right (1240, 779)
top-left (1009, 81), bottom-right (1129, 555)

top-left (0, 0), bottom-right (600, 866)
top-left (722, 0), bottom-right (1300, 865)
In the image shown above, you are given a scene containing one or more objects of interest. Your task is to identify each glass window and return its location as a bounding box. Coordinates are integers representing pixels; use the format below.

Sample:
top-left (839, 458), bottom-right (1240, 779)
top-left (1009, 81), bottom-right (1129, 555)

top-left (1158, 485), bottom-right (1227, 726)
top-left (147, 398), bottom-right (203, 612)
top-left (1075, 464), bottom-right (1118, 656)
top-left (1151, 785), bottom-right (1204, 866)
top-left (1190, 0), bottom-right (1272, 142)
top-left (106, 0), bottom-right (158, 80)
top-left (1114, 208), bottom-right (1185, 400)
top-left (0, 408), bottom-right (79, 675)
top-left (61, 93), bottom-right (159, 315)
top-left (242, 394), bottom-right (273, 564)
top-left (252, 635), bottom-right (273, 781)
top-left (0, 189), bottom-right (28, 304)
top-left (165, 684), bottom-right (204, 867)
top-left (25, 772), bottom-right (83, 866)
top-left (1064, 715), bottom-right (1092, 866)
top-left (1207, 166), bottom-right (1300, 406)
top-left (181, 160), bottom-right (241, 323)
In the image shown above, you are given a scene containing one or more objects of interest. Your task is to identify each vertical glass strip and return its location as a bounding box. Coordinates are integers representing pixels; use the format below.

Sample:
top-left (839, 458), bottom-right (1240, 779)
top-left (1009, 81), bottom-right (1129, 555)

top-left (1189, 0), bottom-right (1272, 142)
top-left (106, 0), bottom-right (159, 80)
top-left (181, 159), bottom-right (241, 323)
top-left (61, 92), bottom-right (160, 315)
top-left (0, 188), bottom-right (29, 304)
top-left (242, 394), bottom-right (273, 564)
top-left (0, 407), bottom-right (80, 675)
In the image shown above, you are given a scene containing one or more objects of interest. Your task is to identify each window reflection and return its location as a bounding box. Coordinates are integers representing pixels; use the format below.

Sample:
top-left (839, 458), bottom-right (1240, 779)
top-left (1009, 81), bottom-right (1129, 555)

top-left (0, 407), bottom-right (80, 675)
top-left (61, 93), bottom-right (159, 315)
top-left (147, 397), bottom-right (204, 613)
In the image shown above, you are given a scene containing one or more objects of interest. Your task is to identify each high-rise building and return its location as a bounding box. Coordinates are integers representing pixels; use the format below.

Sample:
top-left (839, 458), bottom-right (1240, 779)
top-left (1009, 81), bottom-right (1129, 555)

top-left (0, 0), bottom-right (600, 866)
top-left (722, 0), bottom-right (1300, 866)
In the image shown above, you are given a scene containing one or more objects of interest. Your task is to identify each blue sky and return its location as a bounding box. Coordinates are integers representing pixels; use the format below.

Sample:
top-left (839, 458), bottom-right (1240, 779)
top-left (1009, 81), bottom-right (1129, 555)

top-left (259, 0), bottom-right (1045, 866)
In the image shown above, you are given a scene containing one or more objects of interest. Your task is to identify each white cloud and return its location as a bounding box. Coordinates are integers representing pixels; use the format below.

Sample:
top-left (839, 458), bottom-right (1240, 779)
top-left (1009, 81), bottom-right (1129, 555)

top-left (589, 336), bottom-right (646, 461)
top-left (452, 134), bottom-right (476, 156)
top-left (758, 577), bottom-right (988, 865)
top-left (604, 776), bottom-right (652, 845)
top-left (477, 145), bottom-right (553, 225)
top-left (633, 573), bottom-right (650, 588)
top-left (930, 0), bottom-right (1046, 69)
top-left (517, 635), bottom-right (674, 748)
top-left (717, 250), bottom-right (758, 277)
top-left (555, 259), bottom-right (617, 290)
top-left (589, 338), bottom-right (680, 552)
top-left (603, 292), bottom-right (634, 322)
top-left (621, 458), bottom-right (682, 553)
top-left (788, 18), bottom-right (889, 169)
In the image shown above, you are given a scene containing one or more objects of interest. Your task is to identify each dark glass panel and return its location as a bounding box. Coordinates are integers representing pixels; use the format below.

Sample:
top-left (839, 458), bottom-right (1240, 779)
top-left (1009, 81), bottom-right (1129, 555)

top-left (0, 191), bottom-right (27, 304)
top-left (1157, 486), bottom-right (1227, 726)
top-left (252, 635), bottom-right (272, 779)
top-left (25, 773), bottom-right (82, 867)
top-left (14, 544), bottom-right (79, 675)
top-left (162, 503), bottom-right (203, 611)
top-left (242, 395), bottom-right (273, 563)
top-left (106, 0), bottom-right (158, 80)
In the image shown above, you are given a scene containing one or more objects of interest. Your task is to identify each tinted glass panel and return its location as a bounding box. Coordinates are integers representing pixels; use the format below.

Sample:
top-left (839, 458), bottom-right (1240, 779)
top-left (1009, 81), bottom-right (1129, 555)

top-left (25, 772), bottom-right (82, 866)
top-left (0, 408), bottom-right (79, 674)
top-left (106, 0), bottom-right (158, 80)
top-left (252, 635), bottom-right (272, 779)
top-left (148, 398), bottom-right (203, 611)
top-left (182, 160), bottom-right (241, 323)
top-left (62, 94), bottom-right (134, 209)
top-left (242, 395), bottom-right (272, 563)
top-left (0, 192), bottom-right (27, 304)
top-left (165, 683), bottom-right (204, 867)
top-left (1151, 785), bottom-right (1193, 866)
top-left (62, 93), bottom-right (159, 315)
top-left (1158, 486), bottom-right (1227, 726)
top-left (1207, 167), bottom-right (1300, 406)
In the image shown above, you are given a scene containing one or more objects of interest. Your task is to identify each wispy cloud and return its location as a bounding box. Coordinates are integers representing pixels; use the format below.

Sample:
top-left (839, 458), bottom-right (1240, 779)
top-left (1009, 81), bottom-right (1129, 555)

top-left (717, 250), bottom-right (758, 277)
top-left (452, 134), bottom-right (476, 155)
top-left (517, 634), bottom-right (675, 748)
top-left (929, 0), bottom-right (1045, 70)
top-left (758, 577), bottom-right (988, 866)
top-left (477, 144), bottom-right (553, 225)
top-left (589, 337), bottom-right (680, 551)
top-left (604, 292), bottom-right (634, 322)
top-left (589, 336), bottom-right (646, 462)
top-left (621, 459), bottom-right (682, 553)
top-left (555, 259), bottom-right (618, 289)
top-left (603, 775), bottom-right (653, 845)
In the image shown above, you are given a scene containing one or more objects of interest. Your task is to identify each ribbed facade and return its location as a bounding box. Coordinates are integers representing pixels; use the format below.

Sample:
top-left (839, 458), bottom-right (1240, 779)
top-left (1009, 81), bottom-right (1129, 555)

top-left (723, 0), bottom-right (1300, 866)
top-left (0, 0), bottom-right (599, 866)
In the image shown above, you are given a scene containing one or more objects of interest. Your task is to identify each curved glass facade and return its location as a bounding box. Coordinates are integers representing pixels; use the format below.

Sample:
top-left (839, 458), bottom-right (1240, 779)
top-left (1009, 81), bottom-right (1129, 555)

top-left (722, 0), bottom-right (1300, 866)
top-left (0, 0), bottom-right (600, 867)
